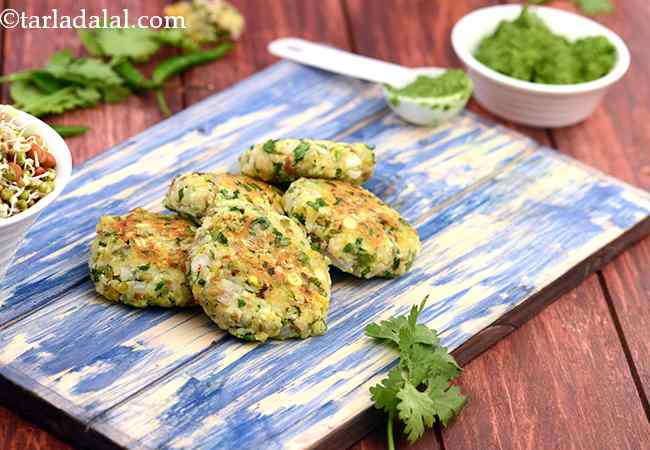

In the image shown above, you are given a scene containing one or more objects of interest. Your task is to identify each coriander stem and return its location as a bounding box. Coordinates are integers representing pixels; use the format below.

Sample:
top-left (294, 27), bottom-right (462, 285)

top-left (387, 410), bottom-right (396, 450)
top-left (156, 90), bottom-right (171, 117)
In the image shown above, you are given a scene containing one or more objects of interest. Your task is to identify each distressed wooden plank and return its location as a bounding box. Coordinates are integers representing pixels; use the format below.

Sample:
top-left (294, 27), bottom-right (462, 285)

top-left (0, 63), bottom-right (528, 327)
top-left (345, 2), bottom-right (528, 448)
top-left (442, 275), bottom-right (650, 450)
top-left (1, 0), bottom-right (183, 164)
top-left (0, 62), bottom-right (386, 323)
top-left (0, 93), bottom-right (531, 423)
top-left (82, 149), bottom-right (650, 450)
top-left (2, 3), bottom-right (644, 448)
top-left (0, 65), bottom-right (648, 450)
top-left (0, 365), bottom-right (119, 450)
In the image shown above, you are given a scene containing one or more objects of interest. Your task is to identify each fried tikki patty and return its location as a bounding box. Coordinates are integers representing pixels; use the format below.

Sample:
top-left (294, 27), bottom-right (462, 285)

top-left (239, 139), bottom-right (375, 184)
top-left (89, 208), bottom-right (196, 307)
top-left (189, 201), bottom-right (331, 341)
top-left (283, 178), bottom-right (420, 278)
top-left (164, 172), bottom-right (284, 223)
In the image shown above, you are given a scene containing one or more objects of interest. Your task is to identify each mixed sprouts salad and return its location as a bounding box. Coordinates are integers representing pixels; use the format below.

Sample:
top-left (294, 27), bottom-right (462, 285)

top-left (0, 112), bottom-right (56, 219)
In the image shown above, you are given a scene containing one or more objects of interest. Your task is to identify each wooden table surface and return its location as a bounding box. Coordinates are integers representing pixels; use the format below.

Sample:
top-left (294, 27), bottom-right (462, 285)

top-left (1, 1), bottom-right (648, 449)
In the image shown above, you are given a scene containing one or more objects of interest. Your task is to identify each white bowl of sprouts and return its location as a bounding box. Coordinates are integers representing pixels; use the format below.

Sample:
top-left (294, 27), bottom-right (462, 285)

top-left (0, 105), bottom-right (72, 281)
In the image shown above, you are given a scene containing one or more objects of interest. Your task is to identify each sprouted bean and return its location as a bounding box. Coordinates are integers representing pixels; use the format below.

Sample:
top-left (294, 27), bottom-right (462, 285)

top-left (0, 112), bottom-right (56, 218)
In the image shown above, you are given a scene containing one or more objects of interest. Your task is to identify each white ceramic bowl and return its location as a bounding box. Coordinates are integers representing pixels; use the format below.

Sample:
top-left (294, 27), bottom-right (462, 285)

top-left (0, 105), bottom-right (72, 281)
top-left (451, 5), bottom-right (630, 128)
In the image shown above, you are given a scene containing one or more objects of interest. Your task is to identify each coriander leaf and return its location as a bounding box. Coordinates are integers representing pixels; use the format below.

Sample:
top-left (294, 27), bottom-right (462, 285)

top-left (399, 344), bottom-right (428, 387)
top-left (365, 316), bottom-right (408, 345)
top-left (101, 84), bottom-right (131, 103)
top-left (430, 346), bottom-right (461, 380)
top-left (0, 70), bottom-right (68, 93)
top-left (94, 27), bottom-right (161, 63)
top-left (45, 49), bottom-right (75, 72)
top-left (83, 27), bottom-right (199, 63)
top-left (293, 142), bottom-right (310, 163)
top-left (0, 70), bottom-right (38, 83)
top-left (400, 341), bottom-right (434, 386)
top-left (30, 71), bottom-right (69, 94)
top-left (398, 321), bottom-right (440, 349)
top-left (366, 296), bottom-right (466, 449)
top-left (575, 0), bottom-right (613, 15)
top-left (367, 297), bottom-right (437, 348)
top-left (411, 324), bottom-right (440, 346)
top-left (401, 343), bottom-right (460, 388)
top-left (407, 296), bottom-right (439, 346)
top-left (64, 58), bottom-right (124, 86)
top-left (45, 51), bottom-right (124, 87)
top-left (398, 322), bottom-right (417, 354)
top-left (369, 367), bottom-right (405, 414)
top-left (77, 29), bottom-right (103, 56)
top-left (10, 80), bottom-right (44, 107)
top-left (407, 294), bottom-right (429, 328)
top-left (396, 382), bottom-right (436, 443)
top-left (262, 139), bottom-right (276, 153)
top-left (10, 81), bottom-right (101, 117)
top-left (427, 384), bottom-right (466, 427)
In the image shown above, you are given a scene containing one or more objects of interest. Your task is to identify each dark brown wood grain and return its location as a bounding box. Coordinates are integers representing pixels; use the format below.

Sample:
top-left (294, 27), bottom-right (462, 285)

top-left (1, 0), bottom-right (649, 449)
top-left (182, 0), bottom-right (352, 105)
top-left (1, 0), bottom-right (182, 165)
top-left (544, 0), bottom-right (650, 412)
top-left (0, 407), bottom-right (68, 450)
top-left (0, 0), bottom-right (5, 81)
top-left (349, 418), bottom-right (443, 450)
top-left (600, 245), bottom-right (650, 412)
top-left (443, 275), bottom-right (650, 450)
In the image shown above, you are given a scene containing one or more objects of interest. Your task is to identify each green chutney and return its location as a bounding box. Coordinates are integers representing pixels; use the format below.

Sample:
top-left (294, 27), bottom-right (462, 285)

top-left (386, 69), bottom-right (472, 100)
top-left (474, 7), bottom-right (617, 85)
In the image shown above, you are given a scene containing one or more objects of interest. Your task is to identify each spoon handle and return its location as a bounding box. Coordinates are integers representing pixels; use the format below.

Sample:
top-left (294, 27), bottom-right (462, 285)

top-left (268, 38), bottom-right (413, 86)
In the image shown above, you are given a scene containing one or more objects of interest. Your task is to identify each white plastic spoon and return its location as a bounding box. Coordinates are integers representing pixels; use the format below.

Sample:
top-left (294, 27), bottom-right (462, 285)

top-left (268, 37), bottom-right (472, 126)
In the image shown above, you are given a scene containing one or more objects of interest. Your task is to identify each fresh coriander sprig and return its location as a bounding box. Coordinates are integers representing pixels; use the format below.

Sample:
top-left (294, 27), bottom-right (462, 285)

top-left (365, 296), bottom-right (466, 450)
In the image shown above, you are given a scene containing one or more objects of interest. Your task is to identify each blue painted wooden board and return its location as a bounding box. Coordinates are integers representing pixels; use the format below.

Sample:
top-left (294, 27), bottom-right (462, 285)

top-left (1, 61), bottom-right (649, 450)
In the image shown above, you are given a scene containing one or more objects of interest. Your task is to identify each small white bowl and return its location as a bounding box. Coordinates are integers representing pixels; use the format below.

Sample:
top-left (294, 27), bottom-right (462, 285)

top-left (451, 4), bottom-right (630, 128)
top-left (0, 105), bottom-right (72, 281)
